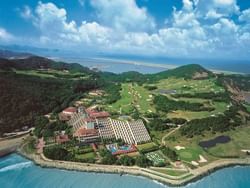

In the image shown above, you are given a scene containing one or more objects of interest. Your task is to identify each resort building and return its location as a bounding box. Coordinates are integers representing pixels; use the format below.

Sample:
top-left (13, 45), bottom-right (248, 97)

top-left (85, 107), bottom-right (110, 119)
top-left (128, 120), bottom-right (151, 144)
top-left (66, 105), bottom-right (150, 145)
top-left (59, 107), bottom-right (77, 121)
top-left (109, 119), bottom-right (134, 144)
top-left (55, 134), bottom-right (70, 144)
top-left (74, 127), bottom-right (99, 143)
top-left (62, 107), bottom-right (77, 115)
top-left (96, 118), bottom-right (115, 140)
top-left (109, 119), bottom-right (151, 145)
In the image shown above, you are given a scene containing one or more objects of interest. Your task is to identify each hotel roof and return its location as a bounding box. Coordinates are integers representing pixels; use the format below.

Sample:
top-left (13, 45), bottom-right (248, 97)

top-left (63, 107), bottom-right (77, 113)
top-left (74, 128), bottom-right (98, 137)
top-left (86, 108), bottom-right (110, 119)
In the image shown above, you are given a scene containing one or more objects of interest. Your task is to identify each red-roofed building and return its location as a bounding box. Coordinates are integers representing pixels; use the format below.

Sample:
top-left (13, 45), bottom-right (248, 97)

top-left (59, 107), bottom-right (77, 121)
top-left (74, 127), bottom-right (99, 143)
top-left (85, 107), bottom-right (110, 119)
top-left (56, 134), bottom-right (70, 144)
top-left (63, 107), bottom-right (77, 115)
top-left (89, 111), bottom-right (110, 119)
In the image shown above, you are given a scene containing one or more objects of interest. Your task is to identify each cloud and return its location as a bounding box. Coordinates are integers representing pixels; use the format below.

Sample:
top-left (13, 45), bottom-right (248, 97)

top-left (0, 28), bottom-right (14, 42)
top-left (195, 0), bottom-right (239, 19)
top-left (239, 8), bottom-right (250, 22)
top-left (20, 5), bottom-right (33, 20)
top-left (78, 0), bottom-right (85, 7)
top-left (90, 0), bottom-right (155, 32)
top-left (15, 0), bottom-right (250, 59)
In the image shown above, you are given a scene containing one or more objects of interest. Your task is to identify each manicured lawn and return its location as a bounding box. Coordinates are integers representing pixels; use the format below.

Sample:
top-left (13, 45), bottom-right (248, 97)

top-left (152, 168), bottom-right (188, 176)
top-left (177, 147), bottom-right (202, 162)
top-left (15, 69), bottom-right (88, 80)
top-left (136, 142), bottom-right (157, 151)
top-left (75, 152), bottom-right (96, 160)
top-left (164, 131), bottom-right (218, 163)
top-left (168, 102), bottom-right (228, 120)
top-left (155, 78), bottom-right (224, 94)
top-left (152, 77), bottom-right (228, 120)
top-left (207, 126), bottom-right (250, 158)
top-left (15, 70), bottom-right (56, 78)
top-left (106, 83), bottom-right (155, 114)
top-left (164, 125), bottom-right (250, 164)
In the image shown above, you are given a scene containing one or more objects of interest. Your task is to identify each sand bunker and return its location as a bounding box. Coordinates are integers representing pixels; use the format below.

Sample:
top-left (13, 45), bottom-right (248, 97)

top-left (198, 155), bottom-right (207, 163)
top-left (191, 161), bottom-right (199, 166)
top-left (175, 146), bottom-right (186, 150)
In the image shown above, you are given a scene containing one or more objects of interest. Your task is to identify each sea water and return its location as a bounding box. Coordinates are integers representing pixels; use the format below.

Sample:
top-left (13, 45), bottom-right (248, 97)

top-left (0, 154), bottom-right (250, 188)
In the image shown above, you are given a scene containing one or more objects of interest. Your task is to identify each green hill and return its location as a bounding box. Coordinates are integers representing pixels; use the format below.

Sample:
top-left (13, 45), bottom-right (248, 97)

top-left (0, 56), bottom-right (92, 73)
top-left (150, 64), bottom-right (212, 80)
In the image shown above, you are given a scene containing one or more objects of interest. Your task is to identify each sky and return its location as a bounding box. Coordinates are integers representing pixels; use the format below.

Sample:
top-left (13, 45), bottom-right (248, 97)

top-left (0, 0), bottom-right (250, 60)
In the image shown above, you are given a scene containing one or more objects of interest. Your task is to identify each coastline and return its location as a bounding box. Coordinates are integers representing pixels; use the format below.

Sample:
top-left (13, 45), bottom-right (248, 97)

top-left (54, 56), bottom-right (246, 75)
top-left (86, 57), bottom-right (246, 75)
top-left (14, 144), bottom-right (250, 187)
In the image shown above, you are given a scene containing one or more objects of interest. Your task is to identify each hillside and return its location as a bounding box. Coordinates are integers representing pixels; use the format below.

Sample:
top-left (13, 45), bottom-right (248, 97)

top-left (150, 64), bottom-right (213, 80)
top-left (0, 56), bottom-right (92, 73)
top-left (0, 57), bottom-right (103, 135)
top-left (100, 64), bottom-right (213, 83)
top-left (0, 57), bottom-right (248, 136)
top-left (0, 49), bottom-right (32, 59)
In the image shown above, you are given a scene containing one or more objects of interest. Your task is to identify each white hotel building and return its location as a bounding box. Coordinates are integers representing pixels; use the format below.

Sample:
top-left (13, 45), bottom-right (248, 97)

top-left (97, 118), bottom-right (151, 145)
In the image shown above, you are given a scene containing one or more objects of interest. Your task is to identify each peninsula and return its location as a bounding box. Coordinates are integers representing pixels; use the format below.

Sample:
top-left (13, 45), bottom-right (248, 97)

top-left (1, 55), bottom-right (250, 186)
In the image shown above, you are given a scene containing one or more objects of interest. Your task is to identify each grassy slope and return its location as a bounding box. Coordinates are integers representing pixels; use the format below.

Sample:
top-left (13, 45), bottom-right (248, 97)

top-left (15, 69), bottom-right (89, 80)
top-left (105, 77), bottom-right (228, 120)
top-left (106, 83), bottom-right (154, 114)
top-left (164, 125), bottom-right (250, 163)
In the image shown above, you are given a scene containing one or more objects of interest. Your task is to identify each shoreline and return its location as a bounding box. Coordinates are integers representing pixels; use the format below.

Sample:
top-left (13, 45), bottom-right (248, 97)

top-left (53, 56), bottom-right (246, 75)
top-left (13, 145), bottom-right (250, 187)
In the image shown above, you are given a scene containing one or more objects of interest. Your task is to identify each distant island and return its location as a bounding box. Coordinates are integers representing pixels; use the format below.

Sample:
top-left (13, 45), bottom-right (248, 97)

top-left (0, 52), bottom-right (250, 186)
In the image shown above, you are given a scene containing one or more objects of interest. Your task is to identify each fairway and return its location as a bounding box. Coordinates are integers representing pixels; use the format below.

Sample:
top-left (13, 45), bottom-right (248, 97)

top-left (168, 102), bottom-right (228, 120)
top-left (207, 126), bottom-right (250, 158)
top-left (155, 78), bottom-right (224, 94)
top-left (15, 69), bottom-right (88, 80)
top-left (106, 83), bottom-right (155, 114)
top-left (177, 147), bottom-right (202, 162)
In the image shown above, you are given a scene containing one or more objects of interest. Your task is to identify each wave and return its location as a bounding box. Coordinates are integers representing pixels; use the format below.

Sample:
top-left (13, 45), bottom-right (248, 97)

top-left (0, 161), bottom-right (32, 172)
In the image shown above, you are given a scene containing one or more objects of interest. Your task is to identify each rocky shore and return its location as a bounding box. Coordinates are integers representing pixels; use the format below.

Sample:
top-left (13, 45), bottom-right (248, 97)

top-left (16, 145), bottom-right (250, 187)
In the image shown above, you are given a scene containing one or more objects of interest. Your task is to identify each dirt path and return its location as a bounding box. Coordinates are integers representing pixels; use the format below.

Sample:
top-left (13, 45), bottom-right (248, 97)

top-left (162, 125), bottom-right (181, 145)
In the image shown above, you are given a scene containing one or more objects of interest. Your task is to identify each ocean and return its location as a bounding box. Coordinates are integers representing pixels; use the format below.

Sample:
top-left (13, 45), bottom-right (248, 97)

top-left (1, 154), bottom-right (250, 188)
top-left (54, 56), bottom-right (250, 74)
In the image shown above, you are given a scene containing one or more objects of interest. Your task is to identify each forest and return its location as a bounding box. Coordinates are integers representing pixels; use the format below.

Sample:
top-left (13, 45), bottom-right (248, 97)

top-left (0, 71), bottom-right (101, 135)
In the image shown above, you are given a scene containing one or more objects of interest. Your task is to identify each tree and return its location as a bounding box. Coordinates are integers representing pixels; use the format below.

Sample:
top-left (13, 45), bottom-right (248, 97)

top-left (99, 149), bottom-right (117, 165)
top-left (118, 155), bottom-right (135, 166)
top-left (34, 116), bottom-right (49, 137)
top-left (161, 147), bottom-right (178, 161)
top-left (135, 155), bottom-right (152, 168)
top-left (44, 146), bottom-right (72, 161)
